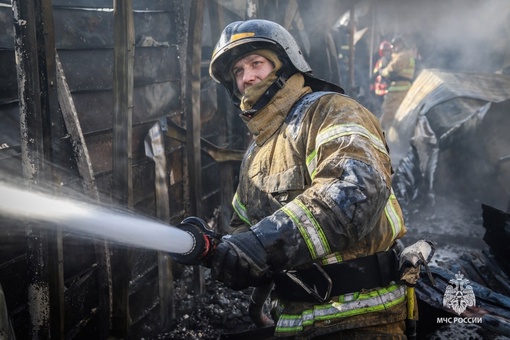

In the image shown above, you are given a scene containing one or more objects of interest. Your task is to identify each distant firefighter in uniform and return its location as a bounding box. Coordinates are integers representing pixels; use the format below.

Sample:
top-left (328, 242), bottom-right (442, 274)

top-left (378, 36), bottom-right (416, 133)
top-left (370, 40), bottom-right (393, 116)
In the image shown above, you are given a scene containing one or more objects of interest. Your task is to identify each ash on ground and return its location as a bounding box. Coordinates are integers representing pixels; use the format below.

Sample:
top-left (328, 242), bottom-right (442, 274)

top-left (152, 267), bottom-right (256, 340)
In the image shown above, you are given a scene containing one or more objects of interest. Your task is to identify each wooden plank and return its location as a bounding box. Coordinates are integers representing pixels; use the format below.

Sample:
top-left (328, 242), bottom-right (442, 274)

top-left (184, 0), bottom-right (206, 295)
top-left (62, 237), bottom-right (96, 281)
top-left (65, 82), bottom-right (180, 133)
top-left (208, 2), bottom-right (238, 233)
top-left (145, 121), bottom-right (175, 328)
top-left (53, 8), bottom-right (177, 49)
top-left (58, 47), bottom-right (179, 91)
top-left (0, 254), bottom-right (27, 313)
top-left (132, 161), bottom-right (157, 205)
top-left (1, 47), bottom-right (179, 100)
top-left (12, 0), bottom-right (54, 337)
top-left (56, 52), bottom-right (99, 197)
top-left (0, 149), bottom-right (21, 178)
top-left (129, 275), bottom-right (159, 326)
top-left (63, 265), bottom-right (100, 336)
top-left (185, 0), bottom-right (203, 217)
top-left (0, 0), bottom-right (173, 11)
top-left (0, 50), bottom-right (18, 104)
top-left (51, 0), bottom-right (175, 11)
top-left (0, 7), bottom-right (15, 49)
top-left (91, 151), bottom-right (186, 219)
top-left (1, 6), bottom-right (177, 49)
top-left (0, 81), bottom-right (180, 153)
top-left (110, 0), bottom-right (134, 336)
top-left (0, 103), bottom-right (22, 146)
top-left (39, 1), bottom-right (69, 337)
top-left (56, 52), bottom-right (112, 338)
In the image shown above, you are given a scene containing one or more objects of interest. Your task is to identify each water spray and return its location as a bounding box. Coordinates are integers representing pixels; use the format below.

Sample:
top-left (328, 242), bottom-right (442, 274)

top-left (0, 182), bottom-right (196, 255)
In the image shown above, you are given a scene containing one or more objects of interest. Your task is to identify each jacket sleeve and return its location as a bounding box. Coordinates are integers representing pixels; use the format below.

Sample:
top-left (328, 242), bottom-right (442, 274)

top-left (228, 200), bottom-right (251, 234)
top-left (380, 53), bottom-right (406, 79)
top-left (251, 94), bottom-right (396, 271)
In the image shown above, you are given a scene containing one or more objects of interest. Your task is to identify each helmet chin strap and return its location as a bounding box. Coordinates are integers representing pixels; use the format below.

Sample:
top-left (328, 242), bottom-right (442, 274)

top-left (241, 68), bottom-right (294, 118)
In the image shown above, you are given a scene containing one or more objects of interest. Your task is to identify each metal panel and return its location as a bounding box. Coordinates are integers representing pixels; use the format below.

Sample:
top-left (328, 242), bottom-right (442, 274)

top-left (387, 70), bottom-right (510, 167)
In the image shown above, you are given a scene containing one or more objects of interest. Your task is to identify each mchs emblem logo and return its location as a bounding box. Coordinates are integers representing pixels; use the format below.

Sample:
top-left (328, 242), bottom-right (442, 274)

top-left (443, 272), bottom-right (476, 315)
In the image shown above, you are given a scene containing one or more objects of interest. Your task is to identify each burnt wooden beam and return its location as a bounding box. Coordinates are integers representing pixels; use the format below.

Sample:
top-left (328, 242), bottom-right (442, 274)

top-left (56, 53), bottom-right (99, 198)
top-left (11, 0), bottom-right (66, 338)
top-left (111, 0), bottom-right (134, 336)
top-left (145, 121), bottom-right (175, 329)
top-left (164, 119), bottom-right (245, 163)
top-left (208, 0), bottom-right (235, 234)
top-left (56, 53), bottom-right (111, 339)
top-left (185, 0), bottom-right (204, 216)
top-left (185, 0), bottom-right (206, 295)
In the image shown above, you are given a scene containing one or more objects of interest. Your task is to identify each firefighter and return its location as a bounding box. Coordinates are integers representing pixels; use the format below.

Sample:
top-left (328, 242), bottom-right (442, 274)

top-left (176, 19), bottom-right (411, 339)
top-left (379, 36), bottom-right (416, 133)
top-left (370, 40), bottom-right (393, 116)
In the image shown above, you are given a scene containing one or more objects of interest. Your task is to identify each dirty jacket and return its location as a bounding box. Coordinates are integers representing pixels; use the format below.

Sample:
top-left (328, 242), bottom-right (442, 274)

top-left (230, 73), bottom-right (408, 337)
top-left (380, 50), bottom-right (415, 93)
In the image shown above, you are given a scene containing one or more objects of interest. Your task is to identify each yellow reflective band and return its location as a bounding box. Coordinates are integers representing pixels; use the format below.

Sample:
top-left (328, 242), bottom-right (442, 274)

top-left (384, 190), bottom-right (403, 241)
top-left (230, 32), bottom-right (255, 42)
top-left (320, 252), bottom-right (343, 265)
top-left (306, 124), bottom-right (388, 180)
top-left (275, 284), bottom-right (406, 335)
top-left (306, 151), bottom-right (317, 180)
top-left (232, 193), bottom-right (252, 226)
top-left (317, 124), bottom-right (387, 154)
top-left (281, 200), bottom-right (330, 259)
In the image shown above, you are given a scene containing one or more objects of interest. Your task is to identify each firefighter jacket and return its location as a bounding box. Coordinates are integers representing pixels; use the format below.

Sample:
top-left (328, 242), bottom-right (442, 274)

top-left (230, 73), bottom-right (408, 337)
top-left (379, 50), bottom-right (415, 93)
top-left (372, 56), bottom-right (390, 96)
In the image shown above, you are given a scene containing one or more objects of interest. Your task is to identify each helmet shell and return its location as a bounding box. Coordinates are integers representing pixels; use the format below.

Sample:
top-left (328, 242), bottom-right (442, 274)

top-left (391, 36), bottom-right (406, 49)
top-left (379, 40), bottom-right (392, 57)
top-left (209, 19), bottom-right (312, 96)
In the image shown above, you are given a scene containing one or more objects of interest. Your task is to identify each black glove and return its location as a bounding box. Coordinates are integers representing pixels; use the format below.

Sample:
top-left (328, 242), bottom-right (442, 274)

top-left (171, 217), bottom-right (221, 266)
top-left (211, 231), bottom-right (272, 291)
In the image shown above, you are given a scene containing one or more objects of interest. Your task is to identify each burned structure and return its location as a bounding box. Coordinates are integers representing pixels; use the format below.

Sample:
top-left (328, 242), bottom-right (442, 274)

top-left (1, 0), bottom-right (510, 339)
top-left (0, 0), bottom-right (244, 338)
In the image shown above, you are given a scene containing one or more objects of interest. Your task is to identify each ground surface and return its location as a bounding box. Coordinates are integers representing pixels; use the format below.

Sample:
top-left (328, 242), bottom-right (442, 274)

top-left (150, 194), bottom-right (509, 340)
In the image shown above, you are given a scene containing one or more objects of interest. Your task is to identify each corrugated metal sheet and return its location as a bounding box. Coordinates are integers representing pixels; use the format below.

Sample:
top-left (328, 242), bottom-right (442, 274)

top-left (391, 69), bottom-right (510, 211)
top-left (387, 69), bottom-right (510, 167)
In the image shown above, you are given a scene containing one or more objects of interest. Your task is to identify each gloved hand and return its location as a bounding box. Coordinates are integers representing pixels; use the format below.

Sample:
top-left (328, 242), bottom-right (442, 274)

top-left (211, 231), bottom-right (272, 291)
top-left (172, 217), bottom-right (221, 266)
top-left (399, 239), bottom-right (435, 286)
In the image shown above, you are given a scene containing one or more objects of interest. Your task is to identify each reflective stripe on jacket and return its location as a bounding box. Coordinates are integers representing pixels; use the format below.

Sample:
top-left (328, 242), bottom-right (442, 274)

top-left (229, 73), bottom-right (407, 336)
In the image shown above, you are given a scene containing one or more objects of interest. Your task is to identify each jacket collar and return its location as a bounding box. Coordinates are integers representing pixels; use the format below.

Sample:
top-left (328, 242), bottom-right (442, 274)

top-left (243, 73), bottom-right (311, 146)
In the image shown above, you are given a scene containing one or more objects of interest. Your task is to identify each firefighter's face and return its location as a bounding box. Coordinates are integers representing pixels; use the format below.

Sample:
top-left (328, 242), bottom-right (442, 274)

top-left (232, 54), bottom-right (274, 94)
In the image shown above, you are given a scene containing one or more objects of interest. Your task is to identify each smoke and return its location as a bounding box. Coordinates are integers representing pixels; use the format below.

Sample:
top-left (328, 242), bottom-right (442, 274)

top-left (373, 0), bottom-right (510, 73)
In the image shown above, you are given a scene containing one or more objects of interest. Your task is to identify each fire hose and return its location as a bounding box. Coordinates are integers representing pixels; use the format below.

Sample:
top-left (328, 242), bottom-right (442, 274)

top-left (171, 217), bottom-right (274, 327)
top-left (0, 183), bottom-right (274, 328)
